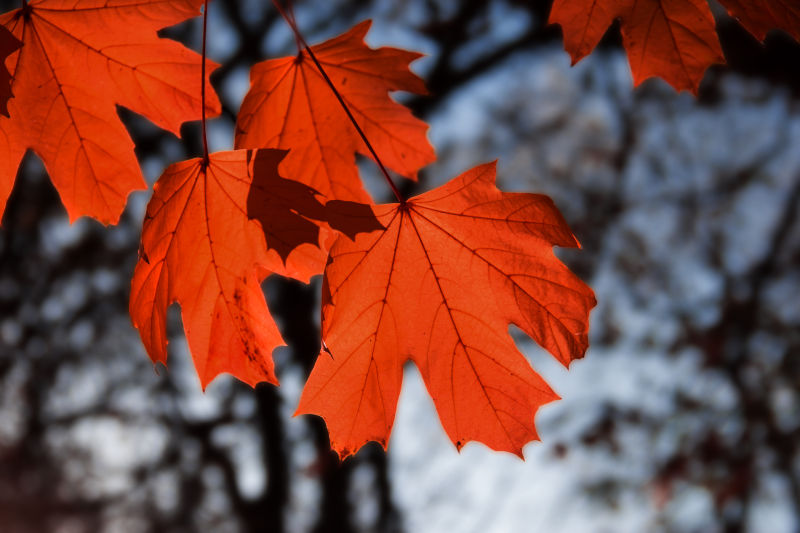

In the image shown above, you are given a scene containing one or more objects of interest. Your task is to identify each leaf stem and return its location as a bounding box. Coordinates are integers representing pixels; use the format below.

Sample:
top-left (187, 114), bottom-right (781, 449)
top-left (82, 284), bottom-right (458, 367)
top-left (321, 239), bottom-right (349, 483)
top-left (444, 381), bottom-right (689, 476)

top-left (285, 2), bottom-right (303, 55)
top-left (271, 0), bottom-right (405, 203)
top-left (200, 0), bottom-right (210, 168)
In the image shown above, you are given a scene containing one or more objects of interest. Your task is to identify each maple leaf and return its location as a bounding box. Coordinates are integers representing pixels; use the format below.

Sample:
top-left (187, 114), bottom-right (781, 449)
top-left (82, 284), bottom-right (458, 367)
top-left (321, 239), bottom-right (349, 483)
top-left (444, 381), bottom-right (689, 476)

top-left (132, 150), bottom-right (325, 388)
top-left (131, 149), bottom-right (382, 388)
top-left (0, 25), bottom-right (21, 117)
top-left (297, 162), bottom-right (596, 458)
top-left (235, 20), bottom-right (435, 202)
top-left (719, 0), bottom-right (800, 42)
top-left (549, 0), bottom-right (724, 93)
top-left (0, 0), bottom-right (220, 225)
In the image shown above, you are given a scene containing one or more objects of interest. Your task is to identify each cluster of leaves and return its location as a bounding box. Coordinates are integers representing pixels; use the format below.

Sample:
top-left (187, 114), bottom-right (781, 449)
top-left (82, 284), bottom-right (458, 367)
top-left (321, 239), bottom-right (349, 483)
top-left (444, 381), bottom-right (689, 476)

top-left (550, 0), bottom-right (800, 93)
top-left (1, 0), bottom-right (795, 460)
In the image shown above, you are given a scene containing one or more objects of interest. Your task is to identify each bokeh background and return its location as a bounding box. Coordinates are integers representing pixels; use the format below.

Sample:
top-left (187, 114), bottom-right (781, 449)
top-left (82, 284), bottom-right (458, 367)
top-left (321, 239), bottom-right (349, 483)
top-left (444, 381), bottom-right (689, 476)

top-left (1, 1), bottom-right (800, 532)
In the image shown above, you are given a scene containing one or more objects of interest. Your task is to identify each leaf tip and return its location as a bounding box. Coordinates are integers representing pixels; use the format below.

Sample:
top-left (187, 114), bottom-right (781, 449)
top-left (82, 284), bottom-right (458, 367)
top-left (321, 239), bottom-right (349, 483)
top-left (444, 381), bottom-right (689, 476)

top-left (351, 19), bottom-right (373, 39)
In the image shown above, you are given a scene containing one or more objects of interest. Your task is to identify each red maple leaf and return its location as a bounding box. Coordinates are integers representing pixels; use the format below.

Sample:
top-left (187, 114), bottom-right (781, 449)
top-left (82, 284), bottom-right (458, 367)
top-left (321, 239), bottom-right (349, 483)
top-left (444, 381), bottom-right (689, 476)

top-left (719, 0), bottom-right (800, 42)
top-left (235, 20), bottom-right (435, 202)
top-left (131, 150), bottom-right (326, 387)
top-left (0, 25), bottom-right (20, 117)
top-left (0, 0), bottom-right (220, 224)
top-left (297, 162), bottom-right (596, 458)
top-left (130, 149), bottom-right (382, 388)
top-left (549, 0), bottom-right (724, 93)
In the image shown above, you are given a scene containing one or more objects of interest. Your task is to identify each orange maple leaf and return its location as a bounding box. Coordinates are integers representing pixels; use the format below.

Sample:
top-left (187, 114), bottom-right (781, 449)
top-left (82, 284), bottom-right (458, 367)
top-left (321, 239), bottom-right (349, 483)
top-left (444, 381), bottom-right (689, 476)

top-left (235, 20), bottom-right (435, 202)
top-left (297, 162), bottom-right (596, 458)
top-left (130, 149), bottom-right (382, 388)
top-left (549, 0), bottom-right (724, 93)
top-left (0, 0), bottom-right (220, 225)
top-left (0, 25), bottom-right (20, 117)
top-left (131, 150), bottom-right (332, 388)
top-left (719, 0), bottom-right (800, 42)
